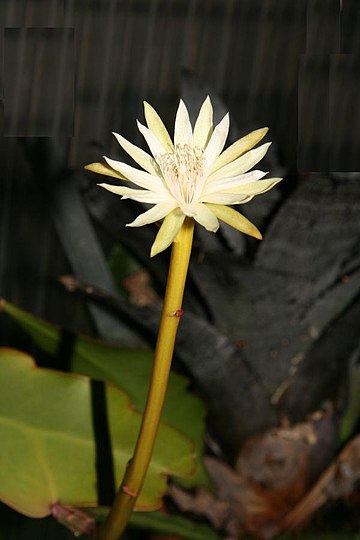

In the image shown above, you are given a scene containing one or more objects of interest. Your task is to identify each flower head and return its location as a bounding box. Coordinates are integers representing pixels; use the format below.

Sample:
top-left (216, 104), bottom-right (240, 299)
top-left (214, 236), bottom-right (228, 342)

top-left (85, 97), bottom-right (282, 257)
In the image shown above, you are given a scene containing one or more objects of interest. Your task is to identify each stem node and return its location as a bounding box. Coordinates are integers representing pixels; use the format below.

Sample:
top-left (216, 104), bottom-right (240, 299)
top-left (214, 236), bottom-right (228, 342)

top-left (99, 218), bottom-right (195, 540)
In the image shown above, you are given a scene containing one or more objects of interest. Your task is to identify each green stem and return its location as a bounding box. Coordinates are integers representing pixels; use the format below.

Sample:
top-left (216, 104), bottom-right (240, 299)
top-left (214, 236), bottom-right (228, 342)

top-left (98, 218), bottom-right (195, 540)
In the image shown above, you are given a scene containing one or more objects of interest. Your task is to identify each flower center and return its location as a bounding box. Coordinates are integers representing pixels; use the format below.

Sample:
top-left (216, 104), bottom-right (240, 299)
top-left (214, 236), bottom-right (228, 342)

top-left (158, 144), bottom-right (205, 213)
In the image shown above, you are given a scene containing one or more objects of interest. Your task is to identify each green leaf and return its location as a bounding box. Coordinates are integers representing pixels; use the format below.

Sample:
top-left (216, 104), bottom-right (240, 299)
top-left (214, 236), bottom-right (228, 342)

top-left (1, 300), bottom-right (209, 487)
top-left (130, 510), bottom-right (221, 540)
top-left (0, 348), bottom-right (196, 517)
top-left (91, 507), bottom-right (221, 540)
top-left (339, 350), bottom-right (360, 442)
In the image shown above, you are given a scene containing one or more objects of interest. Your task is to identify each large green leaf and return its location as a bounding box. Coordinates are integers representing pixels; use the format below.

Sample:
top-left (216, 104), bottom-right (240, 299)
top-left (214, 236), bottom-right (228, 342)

top-left (1, 300), bottom-right (209, 487)
top-left (0, 348), bottom-right (196, 517)
top-left (91, 507), bottom-right (221, 540)
top-left (130, 510), bottom-right (221, 540)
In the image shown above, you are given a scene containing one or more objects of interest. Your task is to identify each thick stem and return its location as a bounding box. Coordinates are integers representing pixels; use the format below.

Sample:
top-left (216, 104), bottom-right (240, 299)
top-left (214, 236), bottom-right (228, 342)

top-left (98, 218), bottom-right (195, 540)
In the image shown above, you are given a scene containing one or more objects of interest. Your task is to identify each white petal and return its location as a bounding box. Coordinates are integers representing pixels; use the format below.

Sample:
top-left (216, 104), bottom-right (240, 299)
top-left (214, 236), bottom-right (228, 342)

top-left (205, 170), bottom-right (267, 194)
top-left (127, 202), bottom-right (177, 227)
top-left (104, 156), bottom-right (165, 191)
top-left (208, 142), bottom-right (271, 181)
top-left (98, 183), bottom-right (173, 204)
top-left (121, 191), bottom-right (174, 203)
top-left (210, 127), bottom-right (269, 174)
top-left (193, 203), bottom-right (219, 232)
top-left (174, 100), bottom-right (193, 146)
top-left (98, 183), bottom-right (132, 196)
top-left (144, 101), bottom-right (174, 152)
top-left (150, 208), bottom-right (185, 257)
top-left (204, 113), bottom-right (230, 169)
top-left (202, 177), bottom-right (282, 204)
top-left (112, 132), bottom-right (159, 175)
top-left (192, 96), bottom-right (213, 149)
top-left (137, 120), bottom-right (167, 158)
top-left (201, 192), bottom-right (253, 205)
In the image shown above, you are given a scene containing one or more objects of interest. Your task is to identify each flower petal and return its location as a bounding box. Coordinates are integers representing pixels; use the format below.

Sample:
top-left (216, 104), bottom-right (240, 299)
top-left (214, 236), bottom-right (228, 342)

top-left (174, 99), bottom-right (193, 146)
top-left (208, 204), bottom-right (262, 240)
top-left (150, 208), bottom-right (185, 257)
top-left (205, 170), bottom-right (267, 194)
top-left (127, 202), bottom-right (177, 227)
top-left (137, 120), bottom-right (167, 158)
top-left (144, 101), bottom-right (174, 152)
top-left (84, 161), bottom-right (127, 180)
top-left (98, 183), bottom-right (173, 204)
top-left (208, 142), bottom-right (271, 181)
top-left (193, 203), bottom-right (219, 232)
top-left (202, 177), bottom-right (281, 204)
top-left (201, 192), bottom-right (253, 205)
top-left (112, 132), bottom-right (159, 175)
top-left (204, 113), bottom-right (230, 169)
top-left (210, 127), bottom-right (269, 174)
top-left (193, 96), bottom-right (213, 149)
top-left (225, 177), bottom-right (282, 196)
top-left (104, 156), bottom-right (165, 191)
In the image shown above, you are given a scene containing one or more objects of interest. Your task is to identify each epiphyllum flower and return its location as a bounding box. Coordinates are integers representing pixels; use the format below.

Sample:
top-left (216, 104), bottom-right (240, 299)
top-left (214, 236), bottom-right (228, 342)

top-left (85, 97), bottom-right (282, 257)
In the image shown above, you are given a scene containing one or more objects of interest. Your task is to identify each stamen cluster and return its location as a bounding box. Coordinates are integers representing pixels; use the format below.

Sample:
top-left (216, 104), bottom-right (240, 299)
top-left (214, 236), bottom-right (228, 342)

top-left (158, 144), bottom-right (205, 213)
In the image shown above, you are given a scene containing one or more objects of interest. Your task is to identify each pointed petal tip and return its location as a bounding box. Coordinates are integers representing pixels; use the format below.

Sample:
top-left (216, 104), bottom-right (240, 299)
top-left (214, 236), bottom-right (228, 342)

top-left (247, 220), bottom-right (263, 240)
top-left (252, 126), bottom-right (270, 142)
top-left (221, 111), bottom-right (230, 129)
top-left (178, 98), bottom-right (190, 114)
top-left (150, 238), bottom-right (173, 257)
top-left (150, 243), bottom-right (163, 258)
top-left (254, 127), bottom-right (269, 137)
top-left (179, 98), bottom-right (189, 112)
top-left (112, 131), bottom-right (123, 142)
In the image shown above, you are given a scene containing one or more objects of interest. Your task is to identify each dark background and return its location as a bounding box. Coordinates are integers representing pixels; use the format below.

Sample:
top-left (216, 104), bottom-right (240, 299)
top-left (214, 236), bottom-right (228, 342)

top-left (0, 0), bottom-right (360, 538)
top-left (0, 0), bottom-right (359, 324)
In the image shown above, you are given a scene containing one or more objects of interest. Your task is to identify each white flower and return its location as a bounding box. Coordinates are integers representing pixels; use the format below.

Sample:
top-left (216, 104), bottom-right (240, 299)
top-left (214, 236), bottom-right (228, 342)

top-left (85, 97), bottom-right (282, 257)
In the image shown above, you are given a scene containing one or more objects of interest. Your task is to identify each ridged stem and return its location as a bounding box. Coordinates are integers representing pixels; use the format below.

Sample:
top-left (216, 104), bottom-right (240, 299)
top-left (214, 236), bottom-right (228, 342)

top-left (98, 218), bottom-right (195, 540)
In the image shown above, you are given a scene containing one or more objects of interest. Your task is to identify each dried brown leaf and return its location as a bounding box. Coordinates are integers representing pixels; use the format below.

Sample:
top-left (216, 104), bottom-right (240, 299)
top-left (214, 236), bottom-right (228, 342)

top-left (123, 270), bottom-right (160, 307)
top-left (280, 434), bottom-right (360, 533)
top-left (169, 411), bottom-right (340, 540)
